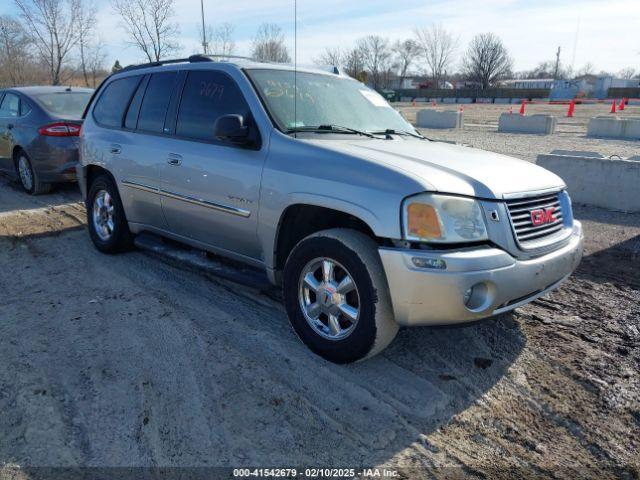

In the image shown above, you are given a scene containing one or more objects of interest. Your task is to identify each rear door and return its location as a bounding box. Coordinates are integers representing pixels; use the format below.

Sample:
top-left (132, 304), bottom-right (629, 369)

top-left (114, 71), bottom-right (181, 229)
top-left (159, 69), bottom-right (267, 261)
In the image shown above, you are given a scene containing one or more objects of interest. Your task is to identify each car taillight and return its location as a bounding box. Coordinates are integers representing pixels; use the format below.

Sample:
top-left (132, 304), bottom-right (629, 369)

top-left (38, 122), bottom-right (81, 137)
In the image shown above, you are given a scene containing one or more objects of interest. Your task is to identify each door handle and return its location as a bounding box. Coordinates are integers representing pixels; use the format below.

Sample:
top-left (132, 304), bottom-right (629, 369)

top-left (167, 153), bottom-right (182, 166)
top-left (110, 144), bottom-right (122, 155)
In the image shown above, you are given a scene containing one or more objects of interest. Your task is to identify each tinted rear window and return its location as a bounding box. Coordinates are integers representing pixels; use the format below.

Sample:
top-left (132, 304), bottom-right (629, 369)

top-left (33, 92), bottom-right (92, 117)
top-left (93, 76), bottom-right (141, 127)
top-left (137, 72), bottom-right (177, 133)
top-left (176, 71), bottom-right (251, 142)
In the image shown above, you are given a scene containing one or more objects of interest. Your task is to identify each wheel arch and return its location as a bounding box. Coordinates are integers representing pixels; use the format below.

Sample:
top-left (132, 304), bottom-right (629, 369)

top-left (270, 203), bottom-right (382, 283)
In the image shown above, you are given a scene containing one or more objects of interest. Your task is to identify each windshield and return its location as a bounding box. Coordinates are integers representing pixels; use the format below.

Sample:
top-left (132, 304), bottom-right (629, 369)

top-left (247, 69), bottom-right (416, 134)
top-left (33, 92), bottom-right (93, 117)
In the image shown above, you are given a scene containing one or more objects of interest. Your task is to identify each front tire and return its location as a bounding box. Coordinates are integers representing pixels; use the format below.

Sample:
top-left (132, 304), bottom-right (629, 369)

top-left (283, 228), bottom-right (398, 363)
top-left (87, 174), bottom-right (133, 253)
top-left (16, 151), bottom-right (51, 195)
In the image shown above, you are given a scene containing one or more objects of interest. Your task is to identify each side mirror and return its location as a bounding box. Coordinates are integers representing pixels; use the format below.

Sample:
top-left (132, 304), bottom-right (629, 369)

top-left (213, 114), bottom-right (250, 145)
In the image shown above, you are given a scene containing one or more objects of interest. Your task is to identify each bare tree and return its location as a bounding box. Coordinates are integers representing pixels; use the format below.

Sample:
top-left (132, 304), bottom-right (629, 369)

top-left (617, 67), bottom-right (636, 79)
top-left (111, 0), bottom-right (180, 62)
top-left (343, 47), bottom-right (365, 81)
top-left (392, 39), bottom-right (419, 88)
top-left (14, 0), bottom-right (82, 85)
top-left (314, 47), bottom-right (343, 67)
top-left (462, 33), bottom-right (513, 89)
top-left (251, 23), bottom-right (290, 63)
top-left (0, 15), bottom-right (33, 86)
top-left (357, 35), bottom-right (391, 90)
top-left (526, 60), bottom-right (571, 80)
top-left (84, 42), bottom-right (107, 87)
top-left (211, 23), bottom-right (236, 57)
top-left (76, 2), bottom-right (97, 87)
top-left (575, 62), bottom-right (595, 78)
top-left (414, 25), bottom-right (457, 87)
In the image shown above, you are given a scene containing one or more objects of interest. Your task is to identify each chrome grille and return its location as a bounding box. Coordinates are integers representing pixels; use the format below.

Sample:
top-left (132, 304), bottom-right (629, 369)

top-left (506, 193), bottom-right (564, 245)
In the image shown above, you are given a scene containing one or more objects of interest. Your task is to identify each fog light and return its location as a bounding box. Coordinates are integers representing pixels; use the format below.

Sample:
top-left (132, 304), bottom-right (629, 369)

top-left (411, 257), bottom-right (446, 270)
top-left (463, 287), bottom-right (473, 305)
top-left (463, 282), bottom-right (492, 311)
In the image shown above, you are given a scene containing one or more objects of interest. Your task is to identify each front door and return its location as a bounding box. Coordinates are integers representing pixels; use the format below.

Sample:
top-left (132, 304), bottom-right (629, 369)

top-left (159, 69), bottom-right (267, 261)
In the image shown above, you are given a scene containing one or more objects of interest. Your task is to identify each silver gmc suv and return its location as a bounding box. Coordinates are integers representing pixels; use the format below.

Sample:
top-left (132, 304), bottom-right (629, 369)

top-left (78, 56), bottom-right (584, 363)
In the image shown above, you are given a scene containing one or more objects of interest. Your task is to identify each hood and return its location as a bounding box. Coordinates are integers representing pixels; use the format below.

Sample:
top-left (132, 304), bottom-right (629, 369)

top-left (306, 138), bottom-right (565, 199)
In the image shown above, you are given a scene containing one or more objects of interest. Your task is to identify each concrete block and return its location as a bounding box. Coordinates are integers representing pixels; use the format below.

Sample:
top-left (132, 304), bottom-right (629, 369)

top-left (624, 118), bottom-right (640, 138)
top-left (494, 98), bottom-right (511, 104)
top-left (550, 150), bottom-right (604, 158)
top-left (416, 109), bottom-right (464, 129)
top-left (587, 116), bottom-right (640, 140)
top-left (457, 98), bottom-right (473, 104)
top-left (442, 98), bottom-right (457, 104)
top-left (498, 113), bottom-right (557, 134)
top-left (537, 153), bottom-right (640, 213)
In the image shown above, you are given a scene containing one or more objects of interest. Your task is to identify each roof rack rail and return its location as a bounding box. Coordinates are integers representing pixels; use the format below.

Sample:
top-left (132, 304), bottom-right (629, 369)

top-left (117, 54), bottom-right (260, 74)
top-left (119, 57), bottom-right (194, 73)
top-left (188, 54), bottom-right (256, 63)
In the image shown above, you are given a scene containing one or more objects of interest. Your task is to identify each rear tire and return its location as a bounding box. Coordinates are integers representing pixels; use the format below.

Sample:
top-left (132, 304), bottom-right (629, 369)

top-left (15, 151), bottom-right (51, 195)
top-left (87, 174), bottom-right (133, 253)
top-left (283, 228), bottom-right (398, 363)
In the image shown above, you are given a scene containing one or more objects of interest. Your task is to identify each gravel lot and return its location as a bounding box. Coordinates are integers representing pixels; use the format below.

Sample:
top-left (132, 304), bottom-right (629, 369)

top-left (0, 113), bottom-right (639, 478)
top-left (399, 102), bottom-right (640, 162)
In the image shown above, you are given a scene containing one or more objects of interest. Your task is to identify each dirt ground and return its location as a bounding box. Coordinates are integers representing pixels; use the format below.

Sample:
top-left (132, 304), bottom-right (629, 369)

top-left (0, 119), bottom-right (639, 478)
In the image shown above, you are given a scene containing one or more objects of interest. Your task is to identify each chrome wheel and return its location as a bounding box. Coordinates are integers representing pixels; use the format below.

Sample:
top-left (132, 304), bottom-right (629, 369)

top-left (18, 156), bottom-right (33, 192)
top-left (298, 257), bottom-right (360, 341)
top-left (92, 190), bottom-right (115, 241)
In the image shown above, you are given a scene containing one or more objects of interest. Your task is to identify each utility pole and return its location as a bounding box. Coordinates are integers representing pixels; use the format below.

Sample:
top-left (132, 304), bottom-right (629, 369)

top-left (553, 46), bottom-right (561, 79)
top-left (200, 0), bottom-right (208, 54)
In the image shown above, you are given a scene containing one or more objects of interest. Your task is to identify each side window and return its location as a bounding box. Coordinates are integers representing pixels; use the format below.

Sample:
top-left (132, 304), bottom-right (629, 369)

top-left (137, 72), bottom-right (177, 134)
top-left (20, 99), bottom-right (32, 116)
top-left (125, 75), bottom-right (149, 130)
top-left (0, 93), bottom-right (20, 117)
top-left (93, 76), bottom-right (141, 128)
top-left (176, 70), bottom-right (251, 142)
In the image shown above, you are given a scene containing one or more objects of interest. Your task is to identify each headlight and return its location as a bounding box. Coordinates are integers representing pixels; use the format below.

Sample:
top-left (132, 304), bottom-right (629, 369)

top-left (403, 193), bottom-right (488, 243)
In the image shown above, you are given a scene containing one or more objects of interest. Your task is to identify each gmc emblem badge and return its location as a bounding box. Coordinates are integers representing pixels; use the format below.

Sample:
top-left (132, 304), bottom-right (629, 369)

top-left (531, 207), bottom-right (557, 226)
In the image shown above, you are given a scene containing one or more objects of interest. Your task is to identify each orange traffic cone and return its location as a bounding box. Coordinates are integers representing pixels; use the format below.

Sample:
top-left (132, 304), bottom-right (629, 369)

top-left (610, 100), bottom-right (617, 114)
top-left (459, 105), bottom-right (464, 113)
top-left (619, 98), bottom-right (625, 111)
top-left (519, 100), bottom-right (526, 115)
top-left (509, 107), bottom-right (513, 115)
top-left (567, 100), bottom-right (575, 118)
top-left (412, 99), bottom-right (417, 107)
top-left (432, 100), bottom-right (436, 107)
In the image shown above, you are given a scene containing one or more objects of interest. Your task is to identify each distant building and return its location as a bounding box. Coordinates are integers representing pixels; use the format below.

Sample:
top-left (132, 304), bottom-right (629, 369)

top-left (550, 79), bottom-right (592, 101)
top-left (500, 79), bottom-right (555, 89)
top-left (594, 76), bottom-right (640, 99)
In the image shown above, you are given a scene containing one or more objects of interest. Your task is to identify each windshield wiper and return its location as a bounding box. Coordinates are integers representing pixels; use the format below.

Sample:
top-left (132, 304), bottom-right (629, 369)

top-left (287, 124), bottom-right (377, 138)
top-left (370, 128), bottom-right (428, 140)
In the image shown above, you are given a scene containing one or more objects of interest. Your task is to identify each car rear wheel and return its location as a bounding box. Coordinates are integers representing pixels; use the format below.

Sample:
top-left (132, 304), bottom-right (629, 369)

top-left (87, 174), bottom-right (133, 253)
top-left (16, 152), bottom-right (51, 195)
top-left (283, 228), bottom-right (398, 363)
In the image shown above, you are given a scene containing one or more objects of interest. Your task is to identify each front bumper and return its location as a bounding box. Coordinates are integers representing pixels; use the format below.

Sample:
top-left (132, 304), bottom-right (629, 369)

top-left (379, 221), bottom-right (583, 326)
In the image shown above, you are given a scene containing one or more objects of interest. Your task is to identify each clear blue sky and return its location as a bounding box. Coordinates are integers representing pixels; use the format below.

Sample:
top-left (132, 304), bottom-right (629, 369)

top-left (1, 0), bottom-right (638, 74)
